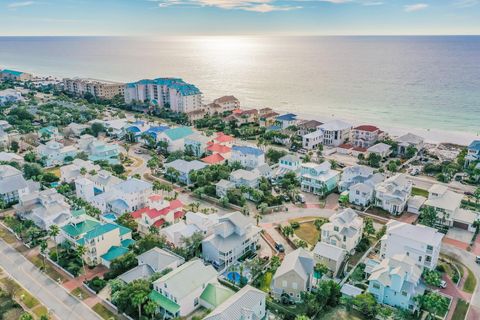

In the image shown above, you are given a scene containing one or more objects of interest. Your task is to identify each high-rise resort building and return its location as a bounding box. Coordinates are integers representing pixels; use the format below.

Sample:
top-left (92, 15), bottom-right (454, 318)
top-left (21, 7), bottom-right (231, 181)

top-left (0, 69), bottom-right (33, 82)
top-left (124, 78), bottom-right (202, 113)
top-left (63, 78), bottom-right (125, 99)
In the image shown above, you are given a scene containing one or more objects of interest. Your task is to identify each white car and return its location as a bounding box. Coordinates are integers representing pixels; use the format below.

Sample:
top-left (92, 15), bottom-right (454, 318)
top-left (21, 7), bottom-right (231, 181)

top-left (439, 280), bottom-right (447, 289)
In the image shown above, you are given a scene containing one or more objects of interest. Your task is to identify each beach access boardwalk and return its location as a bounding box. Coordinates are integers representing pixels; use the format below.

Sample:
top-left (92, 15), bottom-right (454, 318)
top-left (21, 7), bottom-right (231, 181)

top-left (0, 239), bottom-right (101, 320)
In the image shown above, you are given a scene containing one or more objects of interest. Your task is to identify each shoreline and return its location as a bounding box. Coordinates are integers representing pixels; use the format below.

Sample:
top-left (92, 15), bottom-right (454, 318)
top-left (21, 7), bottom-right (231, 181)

top-left (9, 67), bottom-right (478, 146)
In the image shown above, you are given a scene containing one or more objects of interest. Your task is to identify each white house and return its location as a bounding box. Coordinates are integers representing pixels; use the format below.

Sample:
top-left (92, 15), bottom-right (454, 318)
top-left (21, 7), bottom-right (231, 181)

top-left (231, 145), bottom-right (265, 169)
top-left (320, 208), bottom-right (363, 254)
top-left (164, 159), bottom-right (207, 185)
top-left (130, 195), bottom-right (184, 233)
top-left (318, 120), bottom-right (352, 147)
top-left (380, 220), bottom-right (443, 270)
top-left (157, 127), bottom-right (195, 152)
top-left (215, 179), bottom-right (236, 198)
top-left (37, 140), bottom-right (78, 167)
top-left (212, 96), bottom-right (240, 112)
top-left (60, 159), bottom-right (100, 183)
top-left (367, 143), bottom-right (392, 158)
top-left (302, 130), bottom-right (323, 150)
top-left (374, 174), bottom-right (412, 215)
top-left (15, 189), bottom-right (72, 230)
top-left (229, 169), bottom-right (261, 189)
top-left (339, 165), bottom-right (385, 207)
top-left (202, 211), bottom-right (261, 269)
top-left (274, 154), bottom-right (301, 178)
top-left (150, 259), bottom-right (218, 318)
top-left (0, 165), bottom-right (30, 204)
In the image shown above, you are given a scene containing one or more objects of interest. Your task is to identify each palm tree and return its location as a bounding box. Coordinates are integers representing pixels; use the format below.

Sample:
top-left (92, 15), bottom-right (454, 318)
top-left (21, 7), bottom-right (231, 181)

top-left (40, 240), bottom-right (48, 270)
top-left (144, 299), bottom-right (158, 320)
top-left (49, 225), bottom-right (60, 263)
top-left (76, 245), bottom-right (87, 278)
top-left (131, 291), bottom-right (148, 319)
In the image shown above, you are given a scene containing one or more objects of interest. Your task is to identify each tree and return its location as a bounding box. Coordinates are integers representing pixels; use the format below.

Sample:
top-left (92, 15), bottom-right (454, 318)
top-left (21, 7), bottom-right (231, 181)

top-left (405, 146), bottom-right (418, 159)
top-left (378, 306), bottom-right (393, 320)
top-left (314, 263), bottom-right (329, 278)
top-left (419, 206), bottom-right (438, 228)
top-left (422, 269), bottom-right (442, 287)
top-left (363, 217), bottom-right (375, 236)
top-left (166, 166), bottom-right (180, 185)
top-left (415, 292), bottom-right (449, 319)
top-left (48, 224), bottom-right (60, 264)
top-left (24, 151), bottom-right (37, 163)
top-left (117, 212), bottom-right (138, 232)
top-left (295, 316), bottom-right (311, 320)
top-left (131, 291), bottom-right (148, 319)
top-left (76, 245), bottom-right (87, 277)
top-left (40, 239), bottom-right (48, 270)
top-left (144, 299), bottom-right (158, 320)
top-left (19, 313), bottom-right (34, 320)
top-left (10, 140), bottom-right (19, 153)
top-left (352, 293), bottom-right (378, 318)
top-left (367, 153), bottom-right (382, 168)
top-left (387, 160), bottom-right (398, 172)
top-left (474, 187), bottom-right (480, 210)
top-left (376, 225), bottom-right (387, 240)
top-left (282, 225), bottom-right (294, 237)
top-left (90, 122), bottom-right (105, 137)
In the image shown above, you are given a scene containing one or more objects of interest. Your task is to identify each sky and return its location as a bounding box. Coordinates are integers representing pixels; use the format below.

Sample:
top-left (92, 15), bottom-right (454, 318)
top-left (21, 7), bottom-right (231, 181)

top-left (0, 0), bottom-right (479, 36)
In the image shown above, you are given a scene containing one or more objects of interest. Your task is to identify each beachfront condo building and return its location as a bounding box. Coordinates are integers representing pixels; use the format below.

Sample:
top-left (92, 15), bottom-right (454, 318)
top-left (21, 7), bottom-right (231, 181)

top-left (63, 78), bottom-right (125, 99)
top-left (124, 78), bottom-right (202, 113)
top-left (0, 69), bottom-right (33, 82)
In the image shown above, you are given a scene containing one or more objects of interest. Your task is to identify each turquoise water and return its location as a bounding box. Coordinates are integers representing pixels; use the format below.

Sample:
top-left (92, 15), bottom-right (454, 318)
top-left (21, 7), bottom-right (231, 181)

top-left (0, 36), bottom-right (479, 134)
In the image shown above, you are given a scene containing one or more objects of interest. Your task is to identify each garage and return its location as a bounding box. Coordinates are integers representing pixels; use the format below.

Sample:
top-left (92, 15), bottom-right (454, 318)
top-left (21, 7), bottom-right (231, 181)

top-left (453, 220), bottom-right (469, 230)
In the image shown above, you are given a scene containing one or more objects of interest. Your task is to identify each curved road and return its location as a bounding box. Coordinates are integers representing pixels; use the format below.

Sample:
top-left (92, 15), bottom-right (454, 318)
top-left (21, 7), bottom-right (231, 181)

top-left (0, 239), bottom-right (101, 320)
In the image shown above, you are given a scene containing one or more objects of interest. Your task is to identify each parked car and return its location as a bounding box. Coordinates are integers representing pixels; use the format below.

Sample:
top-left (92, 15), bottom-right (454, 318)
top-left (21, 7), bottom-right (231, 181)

top-left (439, 280), bottom-right (447, 289)
top-left (296, 194), bottom-right (306, 204)
top-left (476, 256), bottom-right (480, 264)
top-left (275, 243), bottom-right (285, 253)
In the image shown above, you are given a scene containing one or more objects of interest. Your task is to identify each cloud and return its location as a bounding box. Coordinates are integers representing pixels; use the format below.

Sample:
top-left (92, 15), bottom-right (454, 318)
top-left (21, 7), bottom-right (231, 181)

top-left (7, 1), bottom-right (35, 8)
top-left (151, 0), bottom-right (301, 11)
top-left (453, 0), bottom-right (478, 7)
top-left (404, 3), bottom-right (428, 12)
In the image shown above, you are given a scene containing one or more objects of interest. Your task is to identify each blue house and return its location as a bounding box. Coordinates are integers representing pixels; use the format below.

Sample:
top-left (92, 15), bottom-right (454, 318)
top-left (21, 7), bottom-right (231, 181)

top-left (300, 162), bottom-right (339, 195)
top-left (466, 140), bottom-right (480, 167)
top-left (276, 113), bottom-right (298, 129)
top-left (367, 254), bottom-right (425, 311)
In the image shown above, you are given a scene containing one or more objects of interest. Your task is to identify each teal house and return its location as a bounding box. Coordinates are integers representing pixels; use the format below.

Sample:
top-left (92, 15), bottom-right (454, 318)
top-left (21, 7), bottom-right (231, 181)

top-left (300, 161), bottom-right (340, 195)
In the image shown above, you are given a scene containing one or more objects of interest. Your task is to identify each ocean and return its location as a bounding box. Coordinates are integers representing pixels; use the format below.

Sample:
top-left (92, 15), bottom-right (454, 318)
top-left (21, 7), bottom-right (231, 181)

top-left (1, 35), bottom-right (479, 139)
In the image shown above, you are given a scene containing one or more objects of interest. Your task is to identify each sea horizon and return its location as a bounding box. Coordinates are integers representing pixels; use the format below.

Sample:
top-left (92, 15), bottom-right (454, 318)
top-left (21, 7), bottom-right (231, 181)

top-left (1, 35), bottom-right (479, 144)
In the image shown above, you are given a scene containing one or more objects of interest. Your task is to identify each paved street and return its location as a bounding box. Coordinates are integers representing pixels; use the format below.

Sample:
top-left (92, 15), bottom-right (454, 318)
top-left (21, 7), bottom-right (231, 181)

top-left (441, 243), bottom-right (480, 319)
top-left (409, 175), bottom-right (476, 194)
top-left (0, 239), bottom-right (101, 320)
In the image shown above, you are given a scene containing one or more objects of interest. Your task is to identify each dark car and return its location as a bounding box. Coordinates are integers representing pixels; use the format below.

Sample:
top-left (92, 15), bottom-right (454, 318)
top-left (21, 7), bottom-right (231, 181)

top-left (275, 243), bottom-right (285, 253)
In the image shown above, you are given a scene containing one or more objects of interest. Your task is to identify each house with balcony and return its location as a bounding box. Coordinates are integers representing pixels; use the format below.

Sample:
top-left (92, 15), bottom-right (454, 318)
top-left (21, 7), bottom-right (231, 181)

top-left (118, 247), bottom-right (184, 283)
top-left (339, 165), bottom-right (385, 207)
top-left (276, 113), bottom-right (298, 129)
top-left (130, 194), bottom-right (184, 233)
top-left (351, 125), bottom-right (384, 149)
top-left (297, 120), bottom-right (323, 136)
top-left (424, 184), bottom-right (478, 232)
top-left (202, 211), bottom-right (261, 269)
top-left (0, 165), bottom-right (30, 204)
top-left (273, 154), bottom-right (301, 179)
top-left (60, 159), bottom-right (100, 183)
top-left (465, 140), bottom-right (480, 167)
top-left (37, 140), bottom-right (78, 167)
top-left (270, 248), bottom-right (315, 302)
top-left (184, 133), bottom-right (211, 157)
top-left (231, 145), bottom-right (265, 169)
top-left (149, 259), bottom-right (219, 318)
top-left (367, 254), bottom-right (425, 311)
top-left (212, 95), bottom-right (240, 112)
top-left (312, 242), bottom-right (346, 277)
top-left (302, 130), bottom-right (323, 150)
top-left (300, 162), bottom-right (340, 196)
top-left (374, 174), bottom-right (412, 215)
top-left (164, 159), bottom-right (207, 185)
top-left (320, 208), bottom-right (363, 254)
top-left (318, 120), bottom-right (352, 147)
top-left (61, 215), bottom-right (133, 267)
top-left (380, 220), bottom-right (443, 270)
top-left (394, 133), bottom-right (424, 156)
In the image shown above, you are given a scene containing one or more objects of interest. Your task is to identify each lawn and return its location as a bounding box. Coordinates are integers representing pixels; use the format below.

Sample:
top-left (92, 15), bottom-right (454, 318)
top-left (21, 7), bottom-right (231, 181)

top-left (71, 287), bottom-right (90, 300)
top-left (463, 266), bottom-right (476, 294)
top-left (0, 227), bottom-right (18, 244)
top-left (45, 167), bottom-right (61, 178)
top-left (412, 187), bottom-right (429, 198)
top-left (320, 306), bottom-right (366, 320)
top-left (452, 299), bottom-right (469, 320)
top-left (29, 254), bottom-right (67, 283)
top-left (290, 220), bottom-right (321, 246)
top-left (93, 303), bottom-right (118, 320)
top-left (258, 271), bottom-right (273, 293)
top-left (32, 305), bottom-right (49, 318)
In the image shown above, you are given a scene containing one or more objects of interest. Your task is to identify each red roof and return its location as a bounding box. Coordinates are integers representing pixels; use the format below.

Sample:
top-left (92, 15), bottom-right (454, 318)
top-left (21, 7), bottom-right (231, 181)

top-left (338, 143), bottom-right (353, 149)
top-left (207, 143), bottom-right (231, 154)
top-left (202, 153), bottom-right (226, 164)
top-left (354, 125), bottom-right (379, 132)
top-left (169, 199), bottom-right (184, 210)
top-left (130, 207), bottom-right (148, 219)
top-left (215, 133), bottom-right (234, 144)
top-left (232, 109), bottom-right (243, 114)
top-left (153, 219), bottom-right (165, 227)
top-left (353, 147), bottom-right (367, 152)
top-left (174, 211), bottom-right (184, 219)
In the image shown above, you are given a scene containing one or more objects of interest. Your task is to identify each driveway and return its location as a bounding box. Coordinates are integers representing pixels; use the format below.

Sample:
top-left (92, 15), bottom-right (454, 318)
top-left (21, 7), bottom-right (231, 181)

top-left (441, 243), bottom-right (480, 319)
top-left (0, 239), bottom-right (101, 320)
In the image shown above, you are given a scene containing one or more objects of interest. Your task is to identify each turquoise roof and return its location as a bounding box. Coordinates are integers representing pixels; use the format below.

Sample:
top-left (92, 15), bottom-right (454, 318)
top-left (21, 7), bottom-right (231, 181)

top-left (164, 127), bottom-right (194, 141)
top-left (1, 69), bottom-right (23, 76)
top-left (118, 225), bottom-right (132, 236)
top-left (101, 246), bottom-right (129, 262)
top-left (81, 223), bottom-right (120, 241)
top-left (62, 218), bottom-right (100, 238)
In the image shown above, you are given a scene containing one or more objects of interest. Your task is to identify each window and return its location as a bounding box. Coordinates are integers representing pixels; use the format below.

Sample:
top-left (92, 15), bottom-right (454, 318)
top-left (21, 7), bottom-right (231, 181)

top-left (282, 280), bottom-right (287, 288)
top-left (194, 297), bottom-right (199, 306)
top-left (373, 283), bottom-right (380, 289)
top-left (292, 282), bottom-right (298, 290)
top-left (418, 256), bottom-right (422, 262)
top-left (334, 226), bottom-right (339, 232)
top-left (402, 291), bottom-right (408, 297)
